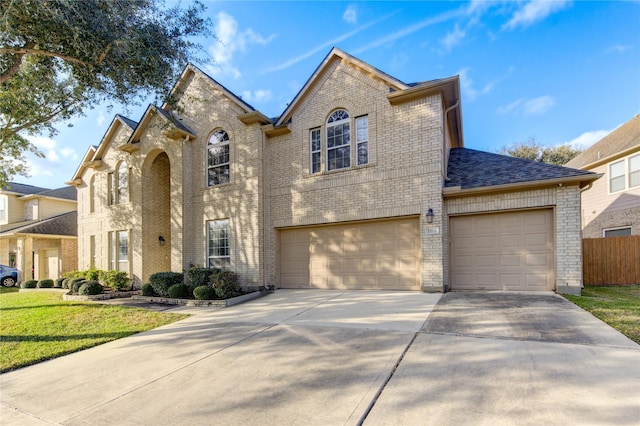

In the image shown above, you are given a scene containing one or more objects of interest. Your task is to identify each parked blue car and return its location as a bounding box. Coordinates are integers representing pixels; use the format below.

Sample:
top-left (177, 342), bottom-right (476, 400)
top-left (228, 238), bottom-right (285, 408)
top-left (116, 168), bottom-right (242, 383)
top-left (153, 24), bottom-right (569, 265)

top-left (0, 264), bottom-right (19, 287)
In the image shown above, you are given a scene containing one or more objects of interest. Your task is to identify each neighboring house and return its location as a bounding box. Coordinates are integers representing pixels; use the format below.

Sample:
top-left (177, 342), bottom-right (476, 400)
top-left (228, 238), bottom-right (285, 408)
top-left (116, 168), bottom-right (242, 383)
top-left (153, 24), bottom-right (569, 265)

top-left (68, 48), bottom-right (598, 294)
top-left (0, 183), bottom-right (78, 281)
top-left (566, 115), bottom-right (640, 238)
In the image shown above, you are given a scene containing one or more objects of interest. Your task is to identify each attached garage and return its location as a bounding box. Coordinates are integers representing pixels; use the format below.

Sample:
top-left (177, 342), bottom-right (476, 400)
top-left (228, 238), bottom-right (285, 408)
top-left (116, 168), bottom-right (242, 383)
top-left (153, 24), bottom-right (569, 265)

top-left (279, 217), bottom-right (421, 290)
top-left (450, 209), bottom-right (555, 291)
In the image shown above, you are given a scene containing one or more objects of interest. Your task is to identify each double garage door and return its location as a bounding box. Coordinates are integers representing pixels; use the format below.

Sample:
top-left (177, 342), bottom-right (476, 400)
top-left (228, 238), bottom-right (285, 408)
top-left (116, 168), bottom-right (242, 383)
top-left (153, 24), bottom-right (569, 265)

top-left (450, 209), bottom-right (555, 291)
top-left (279, 217), bottom-right (421, 290)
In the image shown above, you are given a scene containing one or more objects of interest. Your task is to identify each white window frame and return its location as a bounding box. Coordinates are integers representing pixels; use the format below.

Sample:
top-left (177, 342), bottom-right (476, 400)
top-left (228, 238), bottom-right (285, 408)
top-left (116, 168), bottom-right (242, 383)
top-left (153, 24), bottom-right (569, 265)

top-left (0, 195), bottom-right (6, 223)
top-left (89, 235), bottom-right (96, 268)
top-left (116, 162), bottom-right (129, 204)
top-left (310, 128), bottom-right (321, 174)
top-left (109, 230), bottom-right (129, 272)
top-left (89, 175), bottom-right (96, 213)
top-left (356, 115), bottom-right (368, 166)
top-left (609, 153), bottom-right (640, 194)
top-left (603, 226), bottom-right (632, 238)
top-left (207, 130), bottom-right (230, 187)
top-left (207, 219), bottom-right (231, 268)
top-left (326, 109), bottom-right (351, 171)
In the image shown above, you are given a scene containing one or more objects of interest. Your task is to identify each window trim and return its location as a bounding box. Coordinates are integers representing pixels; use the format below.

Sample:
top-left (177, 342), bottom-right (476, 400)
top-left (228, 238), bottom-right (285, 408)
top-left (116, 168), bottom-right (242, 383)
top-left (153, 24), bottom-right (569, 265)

top-left (207, 129), bottom-right (231, 187)
top-left (89, 175), bottom-right (96, 213)
top-left (207, 219), bottom-right (231, 269)
top-left (603, 226), bottom-right (632, 238)
top-left (109, 230), bottom-right (130, 272)
top-left (355, 115), bottom-right (369, 166)
top-left (310, 128), bottom-right (321, 174)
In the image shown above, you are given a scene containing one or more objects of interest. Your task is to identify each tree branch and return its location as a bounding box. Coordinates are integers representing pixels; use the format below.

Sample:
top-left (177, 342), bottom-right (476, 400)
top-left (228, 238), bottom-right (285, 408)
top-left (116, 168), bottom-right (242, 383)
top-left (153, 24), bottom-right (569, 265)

top-left (0, 41), bottom-right (36, 84)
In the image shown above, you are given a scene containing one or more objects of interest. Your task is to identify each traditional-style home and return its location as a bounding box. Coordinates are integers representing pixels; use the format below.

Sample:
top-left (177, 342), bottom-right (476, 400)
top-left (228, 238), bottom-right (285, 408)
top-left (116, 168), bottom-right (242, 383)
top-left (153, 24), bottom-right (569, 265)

top-left (68, 48), bottom-right (598, 294)
top-left (566, 115), bottom-right (640, 238)
top-left (0, 183), bottom-right (78, 281)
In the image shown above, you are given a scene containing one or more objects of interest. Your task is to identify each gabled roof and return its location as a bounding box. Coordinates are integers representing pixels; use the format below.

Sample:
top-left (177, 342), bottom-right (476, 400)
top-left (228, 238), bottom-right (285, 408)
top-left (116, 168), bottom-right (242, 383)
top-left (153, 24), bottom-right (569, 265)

top-left (1, 182), bottom-right (48, 195)
top-left (275, 47), bottom-right (409, 127)
top-left (122, 105), bottom-right (197, 150)
top-left (89, 115), bottom-right (137, 162)
top-left (444, 148), bottom-right (600, 196)
top-left (565, 114), bottom-right (640, 170)
top-left (0, 212), bottom-right (77, 237)
top-left (67, 145), bottom-right (97, 185)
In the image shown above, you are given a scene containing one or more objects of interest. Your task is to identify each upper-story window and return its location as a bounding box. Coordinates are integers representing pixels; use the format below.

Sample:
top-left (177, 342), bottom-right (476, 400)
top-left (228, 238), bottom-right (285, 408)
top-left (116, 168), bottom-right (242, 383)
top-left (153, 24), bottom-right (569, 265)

top-left (609, 153), bottom-right (640, 193)
top-left (109, 162), bottom-right (129, 205)
top-left (89, 175), bottom-right (96, 213)
top-left (310, 128), bottom-right (321, 174)
top-left (327, 110), bottom-right (351, 171)
top-left (0, 196), bottom-right (6, 223)
top-left (356, 116), bottom-right (369, 166)
top-left (207, 130), bottom-right (230, 186)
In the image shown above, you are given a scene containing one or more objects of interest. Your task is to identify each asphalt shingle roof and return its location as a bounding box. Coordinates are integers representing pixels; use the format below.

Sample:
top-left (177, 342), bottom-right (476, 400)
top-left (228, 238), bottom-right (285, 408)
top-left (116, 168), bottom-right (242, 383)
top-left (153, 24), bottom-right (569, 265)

top-left (446, 148), bottom-right (597, 189)
top-left (565, 114), bottom-right (640, 169)
top-left (1, 182), bottom-right (48, 195)
top-left (36, 186), bottom-right (77, 201)
top-left (0, 212), bottom-right (77, 236)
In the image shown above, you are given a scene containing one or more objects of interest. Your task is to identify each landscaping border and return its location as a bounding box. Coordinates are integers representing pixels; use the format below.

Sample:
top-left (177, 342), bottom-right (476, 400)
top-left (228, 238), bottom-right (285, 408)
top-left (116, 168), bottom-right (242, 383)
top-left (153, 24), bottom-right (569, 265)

top-left (63, 290), bottom-right (141, 301)
top-left (131, 290), bottom-right (268, 307)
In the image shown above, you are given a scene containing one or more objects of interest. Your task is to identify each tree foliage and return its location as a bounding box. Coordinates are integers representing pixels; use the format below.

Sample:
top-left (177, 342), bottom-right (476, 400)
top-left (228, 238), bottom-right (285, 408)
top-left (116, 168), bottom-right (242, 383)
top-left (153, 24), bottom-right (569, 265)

top-left (500, 138), bottom-right (583, 166)
top-left (0, 0), bottom-right (211, 186)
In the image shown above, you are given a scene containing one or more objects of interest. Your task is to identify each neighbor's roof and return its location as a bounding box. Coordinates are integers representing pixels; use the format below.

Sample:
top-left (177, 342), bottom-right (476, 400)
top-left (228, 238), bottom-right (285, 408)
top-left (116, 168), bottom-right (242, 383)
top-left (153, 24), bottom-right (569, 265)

top-left (1, 182), bottom-right (48, 195)
top-left (444, 148), bottom-right (599, 195)
top-left (0, 212), bottom-right (77, 237)
top-left (565, 114), bottom-right (640, 170)
top-left (1, 183), bottom-right (76, 201)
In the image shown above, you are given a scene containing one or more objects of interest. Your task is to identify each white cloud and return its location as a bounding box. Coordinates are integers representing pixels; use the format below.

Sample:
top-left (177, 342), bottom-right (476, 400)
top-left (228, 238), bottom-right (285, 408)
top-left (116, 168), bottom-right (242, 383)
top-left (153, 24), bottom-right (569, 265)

top-left (562, 129), bottom-right (610, 149)
top-left (523, 95), bottom-right (555, 115)
top-left (208, 12), bottom-right (275, 80)
top-left (26, 135), bottom-right (78, 165)
top-left (498, 95), bottom-right (555, 116)
top-left (606, 44), bottom-right (630, 54)
top-left (458, 68), bottom-right (494, 102)
top-left (343, 5), bottom-right (357, 24)
top-left (441, 25), bottom-right (466, 52)
top-left (97, 110), bottom-right (106, 126)
top-left (241, 89), bottom-right (272, 104)
top-left (503, 0), bottom-right (571, 30)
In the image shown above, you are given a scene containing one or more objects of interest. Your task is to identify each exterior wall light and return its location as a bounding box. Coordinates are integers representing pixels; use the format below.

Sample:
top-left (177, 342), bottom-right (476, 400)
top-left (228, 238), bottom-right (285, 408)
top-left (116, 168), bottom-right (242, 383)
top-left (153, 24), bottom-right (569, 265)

top-left (159, 235), bottom-right (166, 246)
top-left (426, 208), bottom-right (434, 224)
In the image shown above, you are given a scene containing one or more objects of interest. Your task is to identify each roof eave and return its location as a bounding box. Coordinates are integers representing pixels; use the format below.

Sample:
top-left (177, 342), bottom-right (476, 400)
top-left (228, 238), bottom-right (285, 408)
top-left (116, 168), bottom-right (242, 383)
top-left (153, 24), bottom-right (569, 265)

top-left (443, 174), bottom-right (602, 198)
top-left (571, 144), bottom-right (640, 170)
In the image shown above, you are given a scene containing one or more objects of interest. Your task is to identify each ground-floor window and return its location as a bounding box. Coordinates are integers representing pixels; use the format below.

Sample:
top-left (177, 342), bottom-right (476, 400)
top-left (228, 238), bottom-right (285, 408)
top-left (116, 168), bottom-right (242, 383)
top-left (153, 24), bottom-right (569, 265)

top-left (90, 235), bottom-right (96, 268)
top-left (109, 230), bottom-right (129, 272)
top-left (207, 219), bottom-right (230, 268)
top-left (603, 227), bottom-right (632, 237)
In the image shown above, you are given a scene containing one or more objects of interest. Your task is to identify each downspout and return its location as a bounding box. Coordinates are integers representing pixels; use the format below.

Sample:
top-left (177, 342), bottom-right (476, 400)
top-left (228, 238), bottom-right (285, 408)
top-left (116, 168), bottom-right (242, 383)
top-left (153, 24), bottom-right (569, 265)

top-left (442, 100), bottom-right (459, 182)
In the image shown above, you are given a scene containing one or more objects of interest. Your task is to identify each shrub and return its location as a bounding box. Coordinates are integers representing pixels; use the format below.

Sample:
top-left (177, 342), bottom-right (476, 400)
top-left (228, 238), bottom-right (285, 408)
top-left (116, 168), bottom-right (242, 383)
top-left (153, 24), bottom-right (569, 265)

top-left (63, 270), bottom-right (84, 279)
top-left (62, 278), bottom-right (71, 289)
top-left (211, 270), bottom-right (241, 299)
top-left (21, 280), bottom-right (37, 289)
top-left (187, 267), bottom-right (221, 292)
top-left (193, 285), bottom-right (216, 300)
top-left (69, 278), bottom-right (87, 294)
top-left (82, 268), bottom-right (101, 281)
top-left (149, 272), bottom-right (184, 297)
top-left (37, 279), bottom-right (54, 288)
top-left (142, 283), bottom-right (155, 297)
top-left (98, 270), bottom-right (130, 291)
top-left (78, 281), bottom-right (103, 295)
top-left (54, 277), bottom-right (65, 288)
top-left (167, 283), bottom-right (189, 299)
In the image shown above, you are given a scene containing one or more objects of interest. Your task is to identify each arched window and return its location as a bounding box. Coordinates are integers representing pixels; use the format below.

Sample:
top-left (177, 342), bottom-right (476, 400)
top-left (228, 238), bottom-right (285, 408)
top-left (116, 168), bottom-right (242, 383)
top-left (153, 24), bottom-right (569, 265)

top-left (116, 162), bottom-right (128, 204)
top-left (327, 110), bottom-right (350, 171)
top-left (207, 130), bottom-right (230, 186)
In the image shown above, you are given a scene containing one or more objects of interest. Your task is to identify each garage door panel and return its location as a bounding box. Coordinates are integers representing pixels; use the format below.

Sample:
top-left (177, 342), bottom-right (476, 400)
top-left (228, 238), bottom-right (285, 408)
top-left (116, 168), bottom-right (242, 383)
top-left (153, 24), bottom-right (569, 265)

top-left (280, 217), bottom-right (420, 290)
top-left (450, 210), bottom-right (554, 291)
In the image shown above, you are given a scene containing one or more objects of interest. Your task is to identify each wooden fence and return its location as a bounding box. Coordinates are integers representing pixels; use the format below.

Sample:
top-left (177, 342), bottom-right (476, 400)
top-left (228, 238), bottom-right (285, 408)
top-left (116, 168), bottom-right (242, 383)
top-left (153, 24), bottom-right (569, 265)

top-left (582, 236), bottom-right (640, 286)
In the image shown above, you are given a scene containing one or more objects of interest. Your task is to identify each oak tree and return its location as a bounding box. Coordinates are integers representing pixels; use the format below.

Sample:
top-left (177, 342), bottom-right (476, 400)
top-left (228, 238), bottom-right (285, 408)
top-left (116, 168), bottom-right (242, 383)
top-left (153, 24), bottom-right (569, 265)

top-left (500, 138), bottom-right (582, 166)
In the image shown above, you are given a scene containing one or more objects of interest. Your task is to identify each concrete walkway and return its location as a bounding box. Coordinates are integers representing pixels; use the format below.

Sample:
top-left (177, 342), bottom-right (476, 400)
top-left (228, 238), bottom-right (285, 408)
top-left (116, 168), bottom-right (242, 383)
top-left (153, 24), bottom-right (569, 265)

top-left (1, 290), bottom-right (639, 425)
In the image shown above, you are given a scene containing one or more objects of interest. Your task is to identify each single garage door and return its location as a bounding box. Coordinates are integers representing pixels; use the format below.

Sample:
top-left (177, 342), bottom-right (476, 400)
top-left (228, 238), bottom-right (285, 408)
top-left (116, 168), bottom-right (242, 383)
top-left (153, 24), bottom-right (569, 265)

top-left (450, 209), bottom-right (554, 291)
top-left (279, 217), bottom-right (421, 290)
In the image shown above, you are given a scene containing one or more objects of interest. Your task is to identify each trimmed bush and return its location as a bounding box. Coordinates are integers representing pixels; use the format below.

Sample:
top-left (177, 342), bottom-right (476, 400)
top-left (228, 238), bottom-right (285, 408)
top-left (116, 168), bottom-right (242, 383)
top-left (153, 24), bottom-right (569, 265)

top-left (83, 268), bottom-right (101, 281)
top-left (98, 270), bottom-right (130, 291)
top-left (54, 277), bottom-right (65, 288)
top-left (142, 283), bottom-right (155, 297)
top-left (193, 285), bottom-right (215, 300)
top-left (62, 278), bottom-right (71, 289)
top-left (211, 270), bottom-right (241, 299)
top-left (69, 278), bottom-right (87, 294)
top-left (36, 279), bottom-right (54, 288)
top-left (149, 272), bottom-right (184, 297)
top-left (167, 283), bottom-right (189, 299)
top-left (21, 280), bottom-right (37, 289)
top-left (78, 281), bottom-right (103, 295)
top-left (187, 267), bottom-right (221, 292)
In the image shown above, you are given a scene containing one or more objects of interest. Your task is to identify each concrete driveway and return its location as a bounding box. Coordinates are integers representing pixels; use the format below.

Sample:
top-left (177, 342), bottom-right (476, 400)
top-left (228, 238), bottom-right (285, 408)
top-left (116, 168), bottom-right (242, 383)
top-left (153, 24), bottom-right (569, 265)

top-left (1, 290), bottom-right (639, 425)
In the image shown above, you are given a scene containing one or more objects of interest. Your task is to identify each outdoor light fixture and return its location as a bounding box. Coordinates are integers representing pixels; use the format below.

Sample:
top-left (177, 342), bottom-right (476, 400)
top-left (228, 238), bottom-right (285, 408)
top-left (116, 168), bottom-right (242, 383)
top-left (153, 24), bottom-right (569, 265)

top-left (158, 235), bottom-right (166, 246)
top-left (426, 208), bottom-right (434, 224)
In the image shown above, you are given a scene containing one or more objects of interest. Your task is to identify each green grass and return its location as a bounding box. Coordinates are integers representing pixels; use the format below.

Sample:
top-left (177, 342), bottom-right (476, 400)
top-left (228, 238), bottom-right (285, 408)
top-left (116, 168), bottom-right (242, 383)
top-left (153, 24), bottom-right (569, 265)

top-left (0, 291), bottom-right (189, 373)
top-left (565, 285), bottom-right (640, 344)
top-left (0, 286), bottom-right (19, 294)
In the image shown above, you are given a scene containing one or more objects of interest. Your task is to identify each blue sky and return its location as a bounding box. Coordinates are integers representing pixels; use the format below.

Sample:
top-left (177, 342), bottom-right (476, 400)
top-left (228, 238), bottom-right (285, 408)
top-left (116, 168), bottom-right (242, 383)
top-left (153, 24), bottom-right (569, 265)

top-left (18, 0), bottom-right (640, 189)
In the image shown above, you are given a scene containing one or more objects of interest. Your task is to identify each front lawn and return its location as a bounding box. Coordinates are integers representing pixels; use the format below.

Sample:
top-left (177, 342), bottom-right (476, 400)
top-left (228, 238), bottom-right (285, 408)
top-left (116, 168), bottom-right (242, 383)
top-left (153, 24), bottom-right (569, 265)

top-left (0, 291), bottom-right (189, 373)
top-left (564, 285), bottom-right (640, 344)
